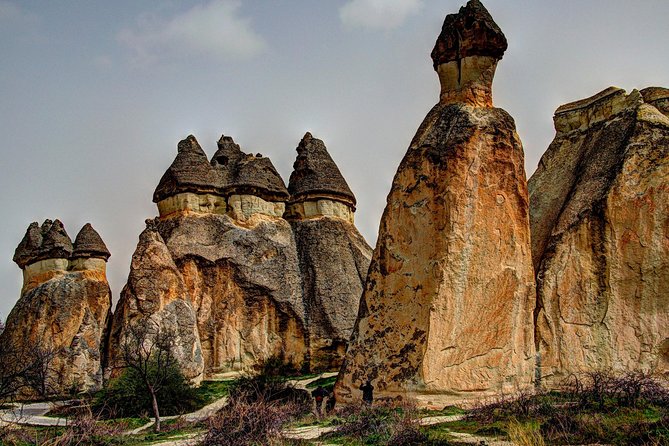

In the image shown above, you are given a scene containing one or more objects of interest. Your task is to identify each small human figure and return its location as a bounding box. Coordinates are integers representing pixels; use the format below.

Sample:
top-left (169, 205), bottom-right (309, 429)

top-left (311, 385), bottom-right (328, 416)
top-left (325, 391), bottom-right (336, 414)
top-left (359, 379), bottom-right (374, 406)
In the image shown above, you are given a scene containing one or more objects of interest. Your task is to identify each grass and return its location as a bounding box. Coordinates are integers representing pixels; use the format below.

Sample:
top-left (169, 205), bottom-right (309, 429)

top-left (195, 380), bottom-right (232, 405)
top-left (306, 375), bottom-right (337, 389)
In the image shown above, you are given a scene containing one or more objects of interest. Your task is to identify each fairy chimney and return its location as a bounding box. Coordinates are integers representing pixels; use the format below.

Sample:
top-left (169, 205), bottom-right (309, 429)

top-left (285, 132), bottom-right (357, 223)
top-left (431, 0), bottom-right (507, 107)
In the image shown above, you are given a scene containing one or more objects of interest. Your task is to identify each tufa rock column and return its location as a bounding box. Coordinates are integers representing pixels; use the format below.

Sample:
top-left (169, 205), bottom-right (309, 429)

top-left (530, 86), bottom-right (669, 385)
top-left (1, 221), bottom-right (112, 393)
top-left (336, 0), bottom-right (535, 404)
top-left (286, 133), bottom-right (373, 370)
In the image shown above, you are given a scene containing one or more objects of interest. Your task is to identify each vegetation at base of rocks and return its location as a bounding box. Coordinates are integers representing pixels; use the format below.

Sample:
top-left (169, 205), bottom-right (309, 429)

top-left (322, 401), bottom-right (428, 446)
top-left (306, 375), bottom-right (337, 390)
top-left (0, 414), bottom-right (200, 446)
top-left (202, 359), bottom-right (313, 446)
top-left (459, 370), bottom-right (669, 445)
top-left (93, 362), bottom-right (204, 419)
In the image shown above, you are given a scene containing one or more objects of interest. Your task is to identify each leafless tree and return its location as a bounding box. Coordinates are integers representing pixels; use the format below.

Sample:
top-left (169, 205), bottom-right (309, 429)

top-left (23, 345), bottom-right (59, 398)
top-left (115, 321), bottom-right (177, 433)
top-left (0, 338), bottom-right (59, 402)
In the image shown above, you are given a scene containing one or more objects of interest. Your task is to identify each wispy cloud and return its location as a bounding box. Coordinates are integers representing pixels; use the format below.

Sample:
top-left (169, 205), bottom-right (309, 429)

top-left (0, 1), bottom-right (38, 25)
top-left (118, 0), bottom-right (266, 64)
top-left (339, 0), bottom-right (423, 31)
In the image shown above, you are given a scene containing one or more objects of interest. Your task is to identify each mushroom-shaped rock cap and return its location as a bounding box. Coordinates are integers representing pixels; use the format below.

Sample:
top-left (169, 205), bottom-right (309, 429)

top-left (431, 0), bottom-right (507, 69)
top-left (13, 221), bottom-right (43, 268)
top-left (288, 132), bottom-right (356, 207)
top-left (72, 223), bottom-right (111, 261)
top-left (211, 134), bottom-right (289, 201)
top-left (153, 135), bottom-right (222, 203)
top-left (36, 219), bottom-right (73, 262)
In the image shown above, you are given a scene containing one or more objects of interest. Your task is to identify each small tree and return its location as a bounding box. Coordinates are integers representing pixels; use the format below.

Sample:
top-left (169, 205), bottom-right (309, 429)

top-left (0, 339), bottom-right (59, 402)
top-left (115, 321), bottom-right (178, 432)
top-left (24, 345), bottom-right (59, 398)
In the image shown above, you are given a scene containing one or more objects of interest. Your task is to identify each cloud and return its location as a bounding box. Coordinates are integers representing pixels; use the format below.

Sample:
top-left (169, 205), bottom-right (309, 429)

top-left (339, 0), bottom-right (423, 31)
top-left (0, 1), bottom-right (38, 25)
top-left (118, 0), bottom-right (266, 64)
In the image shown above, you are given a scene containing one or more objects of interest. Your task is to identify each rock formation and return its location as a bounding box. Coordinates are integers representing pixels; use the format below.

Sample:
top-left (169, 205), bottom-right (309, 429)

top-left (530, 86), bottom-right (669, 384)
top-left (1, 220), bottom-right (112, 393)
top-left (286, 133), bottom-right (372, 368)
top-left (336, 0), bottom-right (535, 404)
top-left (110, 134), bottom-right (371, 378)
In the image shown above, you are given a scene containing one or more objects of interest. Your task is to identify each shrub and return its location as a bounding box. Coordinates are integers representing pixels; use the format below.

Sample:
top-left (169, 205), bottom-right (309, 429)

top-left (326, 400), bottom-right (426, 445)
top-left (95, 362), bottom-right (203, 418)
top-left (203, 362), bottom-right (311, 446)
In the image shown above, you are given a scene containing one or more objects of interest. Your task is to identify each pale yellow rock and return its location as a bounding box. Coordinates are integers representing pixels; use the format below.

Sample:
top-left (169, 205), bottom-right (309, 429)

top-left (227, 194), bottom-right (285, 220)
top-left (285, 199), bottom-right (354, 223)
top-left (69, 257), bottom-right (107, 273)
top-left (157, 192), bottom-right (227, 218)
top-left (22, 258), bottom-right (69, 290)
top-left (531, 88), bottom-right (669, 385)
top-left (437, 56), bottom-right (499, 107)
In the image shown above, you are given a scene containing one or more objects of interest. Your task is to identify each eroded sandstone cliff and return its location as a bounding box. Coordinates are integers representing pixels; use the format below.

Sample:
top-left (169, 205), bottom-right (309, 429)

top-left (109, 134), bottom-right (371, 377)
top-left (335, 0), bottom-right (535, 403)
top-left (530, 87), bottom-right (669, 384)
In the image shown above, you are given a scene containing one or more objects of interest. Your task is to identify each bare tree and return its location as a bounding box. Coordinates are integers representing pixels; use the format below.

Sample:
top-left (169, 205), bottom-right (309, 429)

top-left (23, 345), bottom-right (59, 398)
top-left (115, 321), bottom-right (178, 432)
top-left (0, 339), bottom-right (59, 402)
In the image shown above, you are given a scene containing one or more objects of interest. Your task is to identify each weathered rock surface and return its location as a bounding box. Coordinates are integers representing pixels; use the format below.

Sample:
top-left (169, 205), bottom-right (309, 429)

top-left (1, 221), bottom-right (112, 393)
top-left (111, 134), bottom-right (372, 376)
top-left (530, 86), bottom-right (669, 384)
top-left (336, 0), bottom-right (535, 403)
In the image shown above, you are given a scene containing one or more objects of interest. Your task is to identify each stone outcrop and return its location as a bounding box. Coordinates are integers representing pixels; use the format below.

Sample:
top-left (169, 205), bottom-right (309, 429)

top-left (530, 86), bottom-right (669, 384)
top-left (110, 134), bottom-right (372, 377)
top-left (287, 133), bottom-right (371, 368)
top-left (336, 0), bottom-right (535, 404)
top-left (1, 221), bottom-right (112, 393)
top-left (155, 135), bottom-right (289, 221)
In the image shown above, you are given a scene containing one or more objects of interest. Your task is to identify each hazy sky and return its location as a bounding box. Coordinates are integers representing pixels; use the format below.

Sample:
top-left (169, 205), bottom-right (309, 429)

top-left (2, 0), bottom-right (669, 320)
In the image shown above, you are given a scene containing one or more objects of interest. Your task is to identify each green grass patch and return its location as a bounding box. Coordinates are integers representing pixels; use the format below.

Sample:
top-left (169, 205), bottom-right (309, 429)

top-left (306, 375), bottom-right (338, 389)
top-left (195, 380), bottom-right (231, 405)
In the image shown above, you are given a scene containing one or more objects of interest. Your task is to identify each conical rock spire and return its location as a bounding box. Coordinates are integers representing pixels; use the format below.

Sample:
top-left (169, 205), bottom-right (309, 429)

top-left (72, 223), bottom-right (111, 261)
top-left (153, 135), bottom-right (222, 203)
top-left (288, 132), bottom-right (356, 207)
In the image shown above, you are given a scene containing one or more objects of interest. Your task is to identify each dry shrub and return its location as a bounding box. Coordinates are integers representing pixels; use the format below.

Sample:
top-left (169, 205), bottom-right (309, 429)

top-left (203, 367), bottom-right (310, 446)
top-left (204, 396), bottom-right (303, 446)
top-left (507, 419), bottom-right (546, 446)
top-left (326, 400), bottom-right (427, 445)
top-left (50, 413), bottom-right (127, 446)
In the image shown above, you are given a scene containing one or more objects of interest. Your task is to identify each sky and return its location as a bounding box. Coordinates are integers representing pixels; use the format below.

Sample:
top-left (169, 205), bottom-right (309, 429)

top-left (1, 0), bottom-right (669, 320)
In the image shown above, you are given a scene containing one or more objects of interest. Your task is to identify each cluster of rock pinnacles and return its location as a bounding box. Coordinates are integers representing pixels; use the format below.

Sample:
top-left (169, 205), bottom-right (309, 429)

top-left (2, 0), bottom-right (667, 401)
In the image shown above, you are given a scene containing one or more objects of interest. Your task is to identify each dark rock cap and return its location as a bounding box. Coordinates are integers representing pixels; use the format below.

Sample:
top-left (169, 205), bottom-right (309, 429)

top-left (13, 219), bottom-right (73, 268)
top-left (431, 0), bottom-right (507, 69)
top-left (211, 134), bottom-right (289, 201)
top-left (153, 135), bottom-right (222, 203)
top-left (37, 219), bottom-right (73, 262)
top-left (72, 223), bottom-right (111, 261)
top-left (288, 132), bottom-right (356, 207)
top-left (13, 221), bottom-right (43, 268)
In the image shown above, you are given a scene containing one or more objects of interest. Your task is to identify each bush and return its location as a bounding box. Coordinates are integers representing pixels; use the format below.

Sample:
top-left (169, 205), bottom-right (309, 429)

top-left (95, 362), bottom-right (203, 418)
top-left (325, 401), bottom-right (427, 445)
top-left (203, 361), bottom-right (311, 446)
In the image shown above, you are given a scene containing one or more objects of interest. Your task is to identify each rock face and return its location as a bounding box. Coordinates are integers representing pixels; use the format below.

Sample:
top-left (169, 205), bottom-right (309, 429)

top-left (110, 134), bottom-right (371, 377)
top-left (287, 133), bottom-right (372, 368)
top-left (336, 0), bottom-right (535, 404)
top-left (1, 221), bottom-right (112, 393)
top-left (530, 86), bottom-right (669, 384)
